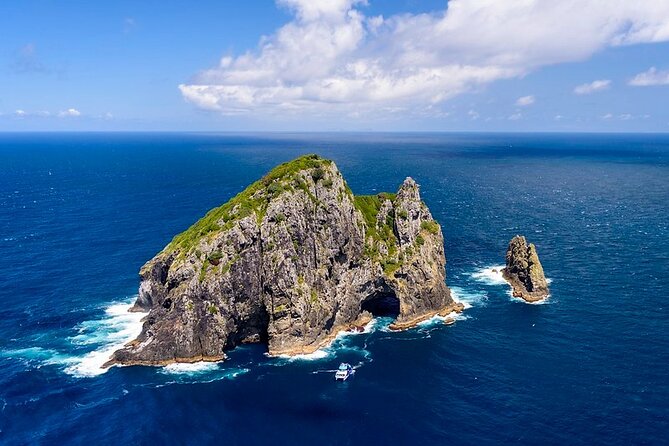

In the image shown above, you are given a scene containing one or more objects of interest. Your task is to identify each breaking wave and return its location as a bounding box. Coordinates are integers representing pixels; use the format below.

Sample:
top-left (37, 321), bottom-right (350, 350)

top-left (470, 265), bottom-right (507, 285)
top-left (64, 299), bottom-right (146, 377)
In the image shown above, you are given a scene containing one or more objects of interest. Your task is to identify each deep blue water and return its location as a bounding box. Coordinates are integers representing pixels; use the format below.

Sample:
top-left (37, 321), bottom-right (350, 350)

top-left (1, 132), bottom-right (668, 445)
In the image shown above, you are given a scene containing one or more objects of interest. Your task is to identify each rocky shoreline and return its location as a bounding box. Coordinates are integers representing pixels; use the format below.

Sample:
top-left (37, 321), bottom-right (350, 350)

top-left (388, 302), bottom-right (464, 331)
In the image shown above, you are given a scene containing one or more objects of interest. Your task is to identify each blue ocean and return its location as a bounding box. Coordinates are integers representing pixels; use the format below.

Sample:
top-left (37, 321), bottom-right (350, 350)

top-left (0, 133), bottom-right (667, 445)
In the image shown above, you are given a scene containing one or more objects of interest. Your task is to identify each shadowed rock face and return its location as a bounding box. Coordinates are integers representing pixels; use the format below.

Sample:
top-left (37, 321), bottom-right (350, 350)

top-left (502, 235), bottom-right (549, 302)
top-left (107, 155), bottom-right (461, 367)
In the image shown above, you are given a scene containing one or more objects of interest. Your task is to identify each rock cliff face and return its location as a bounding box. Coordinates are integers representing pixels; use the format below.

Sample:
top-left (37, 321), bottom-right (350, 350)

top-left (502, 235), bottom-right (549, 302)
top-left (107, 155), bottom-right (461, 367)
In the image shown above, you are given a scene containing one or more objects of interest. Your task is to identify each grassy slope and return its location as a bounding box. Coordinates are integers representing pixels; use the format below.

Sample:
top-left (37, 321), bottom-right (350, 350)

top-left (162, 154), bottom-right (423, 278)
top-left (166, 154), bottom-right (331, 255)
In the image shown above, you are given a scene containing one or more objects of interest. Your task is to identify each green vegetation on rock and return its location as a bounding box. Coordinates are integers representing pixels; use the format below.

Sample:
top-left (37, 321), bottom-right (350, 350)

top-left (420, 220), bottom-right (440, 235)
top-left (199, 260), bottom-right (210, 282)
top-left (353, 193), bottom-right (403, 276)
top-left (161, 155), bottom-right (438, 285)
top-left (207, 304), bottom-right (219, 315)
top-left (207, 250), bottom-right (223, 264)
top-left (165, 154), bottom-right (332, 257)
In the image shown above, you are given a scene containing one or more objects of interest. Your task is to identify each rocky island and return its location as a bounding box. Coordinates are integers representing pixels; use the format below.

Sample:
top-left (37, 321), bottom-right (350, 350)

top-left (502, 235), bottom-right (549, 302)
top-left (106, 155), bottom-right (463, 367)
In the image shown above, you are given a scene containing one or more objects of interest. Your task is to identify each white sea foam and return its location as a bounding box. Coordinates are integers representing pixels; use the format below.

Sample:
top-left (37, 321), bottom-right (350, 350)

top-left (0, 347), bottom-right (77, 367)
top-left (270, 316), bottom-right (385, 362)
top-left (361, 317), bottom-right (386, 333)
top-left (273, 348), bottom-right (331, 361)
top-left (471, 266), bottom-right (553, 304)
top-left (451, 286), bottom-right (487, 309)
top-left (161, 362), bottom-right (221, 375)
top-left (470, 265), bottom-right (507, 285)
top-left (507, 289), bottom-right (551, 305)
top-left (416, 312), bottom-right (461, 328)
top-left (64, 300), bottom-right (146, 378)
top-left (156, 367), bottom-right (250, 386)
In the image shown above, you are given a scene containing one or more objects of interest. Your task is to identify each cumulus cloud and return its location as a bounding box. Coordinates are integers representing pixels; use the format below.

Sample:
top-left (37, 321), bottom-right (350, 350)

top-left (629, 67), bottom-right (669, 86)
top-left (515, 95), bottom-right (535, 106)
top-left (574, 79), bottom-right (611, 94)
top-left (58, 108), bottom-right (81, 117)
top-left (180, 0), bottom-right (669, 117)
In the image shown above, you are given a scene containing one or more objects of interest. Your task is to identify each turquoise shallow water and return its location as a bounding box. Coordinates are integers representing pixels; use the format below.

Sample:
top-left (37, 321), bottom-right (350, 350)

top-left (0, 132), bottom-right (668, 445)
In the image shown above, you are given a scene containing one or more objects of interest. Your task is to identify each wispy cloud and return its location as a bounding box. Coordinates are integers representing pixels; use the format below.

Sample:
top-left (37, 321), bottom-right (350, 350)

top-left (13, 109), bottom-right (53, 118)
top-left (600, 112), bottom-right (650, 120)
top-left (629, 67), bottom-right (669, 86)
top-left (180, 0), bottom-right (669, 118)
top-left (515, 95), bottom-right (535, 107)
top-left (574, 79), bottom-right (611, 94)
top-left (4, 108), bottom-right (82, 119)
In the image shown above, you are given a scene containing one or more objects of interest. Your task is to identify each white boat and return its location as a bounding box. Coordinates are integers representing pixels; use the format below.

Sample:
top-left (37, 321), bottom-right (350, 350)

top-left (335, 362), bottom-right (355, 381)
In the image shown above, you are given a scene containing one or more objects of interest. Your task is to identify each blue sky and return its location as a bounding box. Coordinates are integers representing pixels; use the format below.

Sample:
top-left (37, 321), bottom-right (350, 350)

top-left (1, 0), bottom-right (668, 132)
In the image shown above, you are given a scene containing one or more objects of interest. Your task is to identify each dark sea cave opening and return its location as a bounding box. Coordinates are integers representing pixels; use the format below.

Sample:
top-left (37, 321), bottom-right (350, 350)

top-left (361, 291), bottom-right (400, 318)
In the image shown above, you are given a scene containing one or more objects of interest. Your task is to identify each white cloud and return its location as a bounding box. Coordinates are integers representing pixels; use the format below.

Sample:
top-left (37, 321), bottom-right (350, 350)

top-left (629, 67), bottom-right (669, 86)
top-left (601, 113), bottom-right (613, 120)
top-left (277, 0), bottom-right (367, 22)
top-left (515, 95), bottom-right (535, 107)
top-left (14, 109), bottom-right (26, 117)
top-left (574, 79), bottom-right (611, 94)
top-left (554, 114), bottom-right (564, 121)
top-left (468, 110), bottom-right (480, 120)
top-left (508, 112), bottom-right (522, 121)
top-left (180, 0), bottom-right (669, 117)
top-left (58, 108), bottom-right (81, 117)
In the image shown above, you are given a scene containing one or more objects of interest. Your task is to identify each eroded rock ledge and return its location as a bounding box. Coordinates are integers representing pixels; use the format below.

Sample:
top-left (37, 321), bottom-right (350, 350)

top-left (502, 235), bottom-right (549, 302)
top-left (106, 155), bottom-right (461, 367)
